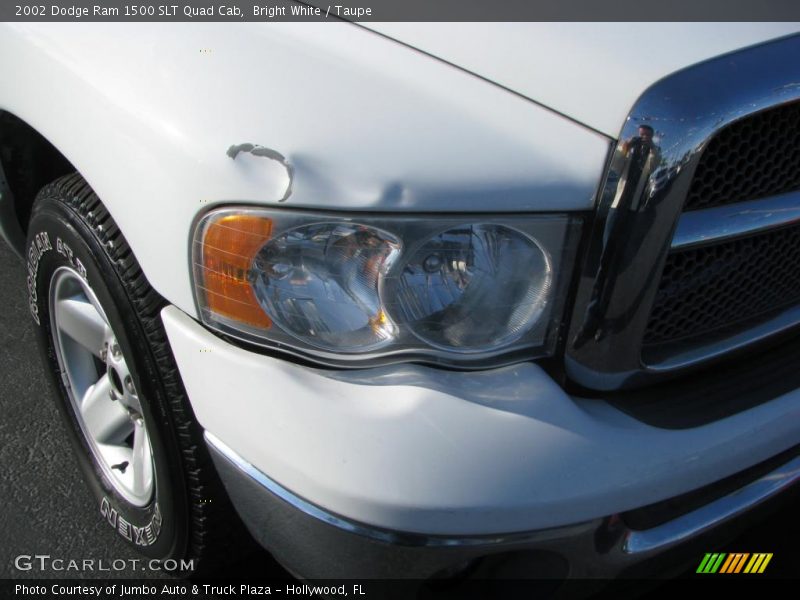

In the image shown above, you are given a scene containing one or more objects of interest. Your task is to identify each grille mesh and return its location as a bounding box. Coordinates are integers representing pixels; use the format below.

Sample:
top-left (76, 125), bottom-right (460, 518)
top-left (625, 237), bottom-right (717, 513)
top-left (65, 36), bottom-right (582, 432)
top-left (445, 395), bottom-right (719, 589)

top-left (684, 100), bottom-right (800, 211)
top-left (644, 224), bottom-right (800, 345)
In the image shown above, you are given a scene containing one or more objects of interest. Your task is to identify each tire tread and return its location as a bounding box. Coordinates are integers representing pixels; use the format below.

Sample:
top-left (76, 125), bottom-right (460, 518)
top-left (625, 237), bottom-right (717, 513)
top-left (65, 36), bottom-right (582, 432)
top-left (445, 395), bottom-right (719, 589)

top-left (32, 172), bottom-right (253, 573)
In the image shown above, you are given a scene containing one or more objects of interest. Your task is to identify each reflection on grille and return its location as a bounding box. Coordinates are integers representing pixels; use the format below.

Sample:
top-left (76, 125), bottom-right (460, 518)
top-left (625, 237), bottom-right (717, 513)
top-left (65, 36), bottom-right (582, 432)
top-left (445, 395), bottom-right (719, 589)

top-left (684, 100), bottom-right (800, 212)
top-left (644, 224), bottom-right (800, 345)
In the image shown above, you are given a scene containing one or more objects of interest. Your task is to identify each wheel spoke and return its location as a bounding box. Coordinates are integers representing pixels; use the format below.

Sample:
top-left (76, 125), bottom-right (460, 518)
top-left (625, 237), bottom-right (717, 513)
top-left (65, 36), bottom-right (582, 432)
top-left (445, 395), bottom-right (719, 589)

top-left (50, 267), bottom-right (155, 506)
top-left (81, 374), bottom-right (132, 445)
top-left (124, 389), bottom-right (142, 414)
top-left (55, 297), bottom-right (109, 358)
top-left (131, 420), bottom-right (154, 500)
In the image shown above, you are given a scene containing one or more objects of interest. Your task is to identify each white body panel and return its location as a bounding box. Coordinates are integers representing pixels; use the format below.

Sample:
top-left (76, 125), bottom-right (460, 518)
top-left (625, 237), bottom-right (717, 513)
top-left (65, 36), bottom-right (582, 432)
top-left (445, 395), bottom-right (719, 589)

top-left (6, 21), bottom-right (800, 544)
top-left (164, 306), bottom-right (800, 534)
top-left (0, 22), bottom-right (609, 314)
top-left (367, 23), bottom-right (800, 136)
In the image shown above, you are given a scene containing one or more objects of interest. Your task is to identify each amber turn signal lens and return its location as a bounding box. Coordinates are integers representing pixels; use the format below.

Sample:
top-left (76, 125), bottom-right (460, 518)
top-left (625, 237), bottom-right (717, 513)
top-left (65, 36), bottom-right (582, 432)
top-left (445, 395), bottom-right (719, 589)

top-left (198, 214), bottom-right (273, 328)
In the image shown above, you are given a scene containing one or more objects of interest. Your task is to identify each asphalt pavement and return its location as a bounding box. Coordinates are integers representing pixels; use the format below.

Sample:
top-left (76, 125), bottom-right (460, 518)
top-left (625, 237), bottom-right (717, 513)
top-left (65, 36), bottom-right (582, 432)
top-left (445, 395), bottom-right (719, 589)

top-left (0, 239), bottom-right (796, 587)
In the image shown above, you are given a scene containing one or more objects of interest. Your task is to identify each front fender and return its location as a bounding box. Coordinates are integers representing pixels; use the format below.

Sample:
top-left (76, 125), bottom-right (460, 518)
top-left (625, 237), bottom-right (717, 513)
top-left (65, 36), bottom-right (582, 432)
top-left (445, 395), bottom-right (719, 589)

top-left (0, 23), bottom-right (610, 314)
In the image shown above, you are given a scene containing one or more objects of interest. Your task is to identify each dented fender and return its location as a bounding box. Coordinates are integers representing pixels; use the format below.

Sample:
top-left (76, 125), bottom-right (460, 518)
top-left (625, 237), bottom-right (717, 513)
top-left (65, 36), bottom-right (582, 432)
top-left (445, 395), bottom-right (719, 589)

top-left (0, 22), bottom-right (610, 314)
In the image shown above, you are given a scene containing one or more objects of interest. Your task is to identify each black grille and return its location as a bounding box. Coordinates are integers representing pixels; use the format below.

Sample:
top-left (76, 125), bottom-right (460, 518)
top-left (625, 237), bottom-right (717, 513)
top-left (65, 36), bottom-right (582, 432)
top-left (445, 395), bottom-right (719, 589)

top-left (683, 100), bottom-right (800, 211)
top-left (644, 224), bottom-right (800, 345)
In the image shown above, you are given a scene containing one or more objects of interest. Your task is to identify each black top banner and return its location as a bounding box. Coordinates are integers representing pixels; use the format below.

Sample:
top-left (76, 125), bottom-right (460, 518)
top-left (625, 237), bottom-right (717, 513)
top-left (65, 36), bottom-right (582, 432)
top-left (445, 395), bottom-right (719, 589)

top-left (3, 0), bottom-right (800, 22)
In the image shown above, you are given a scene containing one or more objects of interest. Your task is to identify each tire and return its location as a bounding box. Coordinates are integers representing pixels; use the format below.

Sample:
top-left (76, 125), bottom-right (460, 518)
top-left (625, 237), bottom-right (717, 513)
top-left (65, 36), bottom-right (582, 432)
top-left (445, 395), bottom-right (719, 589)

top-left (25, 172), bottom-right (249, 573)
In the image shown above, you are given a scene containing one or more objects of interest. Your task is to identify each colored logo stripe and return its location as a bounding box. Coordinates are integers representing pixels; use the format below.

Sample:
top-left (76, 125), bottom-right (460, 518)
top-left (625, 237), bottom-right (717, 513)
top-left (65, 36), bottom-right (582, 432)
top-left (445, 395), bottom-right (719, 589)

top-left (720, 553), bottom-right (749, 573)
top-left (697, 553), bottom-right (726, 573)
top-left (697, 552), bottom-right (773, 574)
top-left (718, 554), bottom-right (734, 573)
top-left (743, 553), bottom-right (773, 574)
top-left (696, 553), bottom-right (713, 573)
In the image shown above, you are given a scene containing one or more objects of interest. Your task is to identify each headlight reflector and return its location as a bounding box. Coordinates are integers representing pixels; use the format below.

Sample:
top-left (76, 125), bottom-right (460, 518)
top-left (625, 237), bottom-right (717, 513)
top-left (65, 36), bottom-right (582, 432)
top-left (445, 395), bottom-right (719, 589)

top-left (251, 223), bottom-right (401, 351)
top-left (387, 224), bottom-right (551, 352)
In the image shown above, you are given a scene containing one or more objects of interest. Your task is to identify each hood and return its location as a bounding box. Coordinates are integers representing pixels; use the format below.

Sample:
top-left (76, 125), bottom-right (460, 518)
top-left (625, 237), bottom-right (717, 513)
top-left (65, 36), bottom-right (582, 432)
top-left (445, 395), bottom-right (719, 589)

top-left (365, 23), bottom-right (800, 138)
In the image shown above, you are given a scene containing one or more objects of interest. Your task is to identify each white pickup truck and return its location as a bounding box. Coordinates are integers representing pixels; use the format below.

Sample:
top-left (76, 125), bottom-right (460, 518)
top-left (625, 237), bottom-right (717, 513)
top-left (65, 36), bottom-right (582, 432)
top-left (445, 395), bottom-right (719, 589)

top-left (1, 22), bottom-right (799, 581)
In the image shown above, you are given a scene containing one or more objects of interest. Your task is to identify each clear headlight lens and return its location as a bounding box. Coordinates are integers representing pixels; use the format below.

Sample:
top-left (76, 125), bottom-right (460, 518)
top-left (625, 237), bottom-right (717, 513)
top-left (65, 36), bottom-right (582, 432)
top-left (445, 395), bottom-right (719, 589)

top-left (251, 223), bottom-right (401, 351)
top-left (386, 224), bottom-right (551, 352)
top-left (193, 208), bottom-right (580, 367)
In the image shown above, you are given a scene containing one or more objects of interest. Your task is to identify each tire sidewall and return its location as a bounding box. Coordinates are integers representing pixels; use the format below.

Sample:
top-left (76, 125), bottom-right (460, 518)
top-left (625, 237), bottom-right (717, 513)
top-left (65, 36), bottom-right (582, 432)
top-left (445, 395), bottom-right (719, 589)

top-left (26, 197), bottom-right (186, 562)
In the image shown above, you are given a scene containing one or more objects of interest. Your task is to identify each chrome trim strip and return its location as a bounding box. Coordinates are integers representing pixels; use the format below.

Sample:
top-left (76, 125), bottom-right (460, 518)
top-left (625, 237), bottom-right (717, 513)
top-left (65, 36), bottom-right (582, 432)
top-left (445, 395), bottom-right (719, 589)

top-left (204, 432), bottom-right (402, 544)
top-left (672, 191), bottom-right (800, 250)
top-left (203, 431), bottom-right (589, 548)
top-left (207, 432), bottom-right (798, 558)
top-left (566, 33), bottom-right (800, 390)
top-left (624, 455), bottom-right (800, 554)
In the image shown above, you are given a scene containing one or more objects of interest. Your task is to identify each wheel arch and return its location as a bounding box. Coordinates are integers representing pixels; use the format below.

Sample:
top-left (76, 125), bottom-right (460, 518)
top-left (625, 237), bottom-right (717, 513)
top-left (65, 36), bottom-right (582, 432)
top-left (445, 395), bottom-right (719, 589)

top-left (0, 110), bottom-right (76, 258)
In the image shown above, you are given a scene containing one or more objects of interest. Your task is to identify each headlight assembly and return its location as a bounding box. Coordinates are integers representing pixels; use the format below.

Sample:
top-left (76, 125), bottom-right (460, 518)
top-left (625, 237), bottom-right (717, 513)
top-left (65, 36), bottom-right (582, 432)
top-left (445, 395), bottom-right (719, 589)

top-left (192, 208), bottom-right (581, 367)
